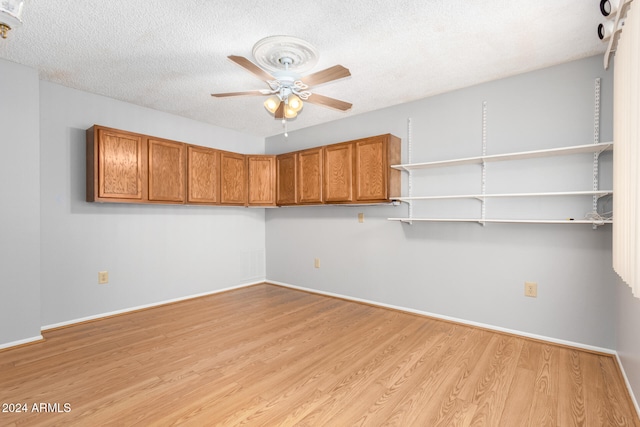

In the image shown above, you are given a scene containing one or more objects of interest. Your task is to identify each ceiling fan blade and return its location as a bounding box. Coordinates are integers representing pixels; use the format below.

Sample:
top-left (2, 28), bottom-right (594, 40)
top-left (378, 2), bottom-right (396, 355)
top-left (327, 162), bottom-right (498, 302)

top-left (211, 90), bottom-right (268, 98)
top-left (301, 65), bottom-right (351, 87)
top-left (274, 101), bottom-right (285, 119)
top-left (305, 93), bottom-right (352, 111)
top-left (228, 55), bottom-right (275, 81)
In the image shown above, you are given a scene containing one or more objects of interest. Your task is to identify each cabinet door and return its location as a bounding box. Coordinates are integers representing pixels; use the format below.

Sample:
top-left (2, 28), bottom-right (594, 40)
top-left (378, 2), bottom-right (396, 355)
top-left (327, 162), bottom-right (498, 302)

top-left (187, 145), bottom-right (220, 204)
top-left (354, 136), bottom-right (385, 202)
top-left (276, 152), bottom-right (297, 205)
top-left (324, 142), bottom-right (354, 203)
top-left (220, 151), bottom-right (247, 205)
top-left (297, 148), bottom-right (323, 204)
top-left (354, 135), bottom-right (401, 202)
top-left (148, 138), bottom-right (186, 203)
top-left (248, 155), bottom-right (276, 206)
top-left (87, 126), bottom-right (145, 202)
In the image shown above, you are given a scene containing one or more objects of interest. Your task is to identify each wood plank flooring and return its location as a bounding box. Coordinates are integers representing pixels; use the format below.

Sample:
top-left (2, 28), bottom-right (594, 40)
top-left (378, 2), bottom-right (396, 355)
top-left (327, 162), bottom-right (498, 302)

top-left (0, 284), bottom-right (638, 426)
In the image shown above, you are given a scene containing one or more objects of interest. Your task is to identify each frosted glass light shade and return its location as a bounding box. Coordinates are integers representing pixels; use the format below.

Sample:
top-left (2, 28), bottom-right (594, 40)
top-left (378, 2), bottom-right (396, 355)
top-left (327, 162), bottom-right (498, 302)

top-left (264, 96), bottom-right (280, 114)
top-left (288, 94), bottom-right (303, 112)
top-left (284, 106), bottom-right (298, 119)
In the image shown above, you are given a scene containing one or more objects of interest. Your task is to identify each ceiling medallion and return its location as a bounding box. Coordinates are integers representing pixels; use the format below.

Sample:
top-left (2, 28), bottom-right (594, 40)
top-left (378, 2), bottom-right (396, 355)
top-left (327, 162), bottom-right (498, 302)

top-left (252, 35), bottom-right (319, 73)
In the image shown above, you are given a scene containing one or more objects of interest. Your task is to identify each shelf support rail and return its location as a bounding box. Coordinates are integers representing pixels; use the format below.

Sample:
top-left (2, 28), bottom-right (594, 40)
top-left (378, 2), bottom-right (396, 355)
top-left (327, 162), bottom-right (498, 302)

top-left (593, 78), bottom-right (602, 229)
top-left (407, 117), bottom-right (413, 224)
top-left (480, 101), bottom-right (487, 226)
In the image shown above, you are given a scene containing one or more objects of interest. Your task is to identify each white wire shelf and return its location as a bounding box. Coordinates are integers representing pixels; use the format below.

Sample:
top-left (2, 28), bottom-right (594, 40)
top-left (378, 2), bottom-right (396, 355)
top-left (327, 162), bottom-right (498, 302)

top-left (388, 218), bottom-right (613, 225)
top-left (391, 142), bottom-right (613, 171)
top-left (391, 190), bottom-right (613, 201)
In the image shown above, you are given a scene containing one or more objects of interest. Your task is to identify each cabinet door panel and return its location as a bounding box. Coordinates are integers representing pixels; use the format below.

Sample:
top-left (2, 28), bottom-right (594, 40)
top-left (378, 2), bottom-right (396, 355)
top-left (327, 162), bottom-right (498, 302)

top-left (148, 139), bottom-right (185, 203)
top-left (96, 128), bottom-right (144, 200)
top-left (221, 152), bottom-right (247, 205)
top-left (277, 153), bottom-right (297, 205)
top-left (324, 142), bottom-right (354, 203)
top-left (354, 134), bottom-right (401, 202)
top-left (297, 148), bottom-right (323, 204)
top-left (248, 155), bottom-right (276, 206)
top-left (187, 145), bottom-right (220, 204)
top-left (355, 137), bottom-right (386, 201)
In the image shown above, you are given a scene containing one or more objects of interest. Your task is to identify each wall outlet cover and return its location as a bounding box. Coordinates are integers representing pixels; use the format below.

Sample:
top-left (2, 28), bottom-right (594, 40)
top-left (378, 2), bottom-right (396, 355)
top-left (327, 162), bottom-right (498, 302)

top-left (98, 271), bottom-right (109, 284)
top-left (525, 281), bottom-right (537, 297)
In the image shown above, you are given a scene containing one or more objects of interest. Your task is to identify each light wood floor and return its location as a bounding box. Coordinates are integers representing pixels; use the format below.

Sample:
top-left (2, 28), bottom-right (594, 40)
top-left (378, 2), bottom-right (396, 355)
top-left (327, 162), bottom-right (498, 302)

top-left (1, 284), bottom-right (638, 426)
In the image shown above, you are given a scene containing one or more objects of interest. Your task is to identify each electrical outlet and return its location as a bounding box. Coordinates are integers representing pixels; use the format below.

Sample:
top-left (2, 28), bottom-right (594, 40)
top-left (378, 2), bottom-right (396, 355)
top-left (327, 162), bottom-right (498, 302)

top-left (358, 213), bottom-right (364, 223)
top-left (98, 271), bottom-right (109, 284)
top-left (314, 258), bottom-right (320, 268)
top-left (525, 282), bottom-right (537, 298)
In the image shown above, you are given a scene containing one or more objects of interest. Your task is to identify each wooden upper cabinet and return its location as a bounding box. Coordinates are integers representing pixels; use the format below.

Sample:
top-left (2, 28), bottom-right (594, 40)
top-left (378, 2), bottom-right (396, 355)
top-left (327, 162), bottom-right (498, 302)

top-left (88, 124), bottom-right (401, 207)
top-left (148, 138), bottom-right (186, 203)
top-left (187, 145), bottom-right (220, 205)
top-left (247, 155), bottom-right (276, 206)
top-left (297, 147), bottom-right (323, 204)
top-left (220, 151), bottom-right (247, 205)
top-left (86, 125), bottom-right (146, 202)
top-left (276, 152), bottom-right (297, 205)
top-left (324, 142), bottom-right (354, 203)
top-left (354, 134), bottom-right (401, 202)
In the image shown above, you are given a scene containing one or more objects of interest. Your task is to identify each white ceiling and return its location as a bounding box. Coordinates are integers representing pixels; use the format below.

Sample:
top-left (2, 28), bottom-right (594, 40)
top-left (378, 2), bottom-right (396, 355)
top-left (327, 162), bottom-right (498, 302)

top-left (0, 1), bottom-right (607, 138)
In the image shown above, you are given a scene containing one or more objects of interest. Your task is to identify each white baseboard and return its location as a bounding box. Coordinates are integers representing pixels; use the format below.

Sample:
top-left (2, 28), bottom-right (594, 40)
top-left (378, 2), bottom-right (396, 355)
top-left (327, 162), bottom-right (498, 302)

top-left (0, 334), bottom-right (44, 350)
top-left (41, 280), bottom-right (263, 331)
top-left (266, 280), bottom-right (615, 354)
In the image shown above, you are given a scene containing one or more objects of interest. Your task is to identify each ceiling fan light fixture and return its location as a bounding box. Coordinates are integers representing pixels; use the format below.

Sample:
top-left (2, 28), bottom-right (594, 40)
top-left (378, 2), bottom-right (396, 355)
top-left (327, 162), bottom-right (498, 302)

top-left (287, 94), bottom-right (303, 112)
top-left (284, 105), bottom-right (299, 119)
top-left (264, 96), bottom-right (281, 114)
top-left (0, 0), bottom-right (24, 39)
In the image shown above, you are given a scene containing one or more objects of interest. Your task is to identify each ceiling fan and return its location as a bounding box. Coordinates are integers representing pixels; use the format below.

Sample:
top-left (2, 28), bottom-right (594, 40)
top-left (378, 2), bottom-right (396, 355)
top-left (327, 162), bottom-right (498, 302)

top-left (211, 36), bottom-right (352, 121)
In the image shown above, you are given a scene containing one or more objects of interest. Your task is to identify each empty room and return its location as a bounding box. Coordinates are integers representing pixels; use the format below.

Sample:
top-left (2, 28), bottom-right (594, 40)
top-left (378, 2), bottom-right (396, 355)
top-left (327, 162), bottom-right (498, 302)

top-left (1, 1), bottom-right (640, 425)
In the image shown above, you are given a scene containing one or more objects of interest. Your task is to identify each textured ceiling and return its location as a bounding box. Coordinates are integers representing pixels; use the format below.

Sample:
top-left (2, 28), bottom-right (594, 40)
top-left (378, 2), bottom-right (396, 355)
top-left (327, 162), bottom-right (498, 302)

top-left (0, 1), bottom-right (606, 138)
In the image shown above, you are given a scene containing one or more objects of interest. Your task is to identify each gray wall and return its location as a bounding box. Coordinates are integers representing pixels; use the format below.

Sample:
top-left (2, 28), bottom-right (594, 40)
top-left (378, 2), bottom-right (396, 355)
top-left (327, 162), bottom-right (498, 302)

top-left (38, 81), bottom-right (267, 327)
top-left (265, 56), bottom-right (619, 350)
top-left (0, 60), bottom-right (41, 346)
